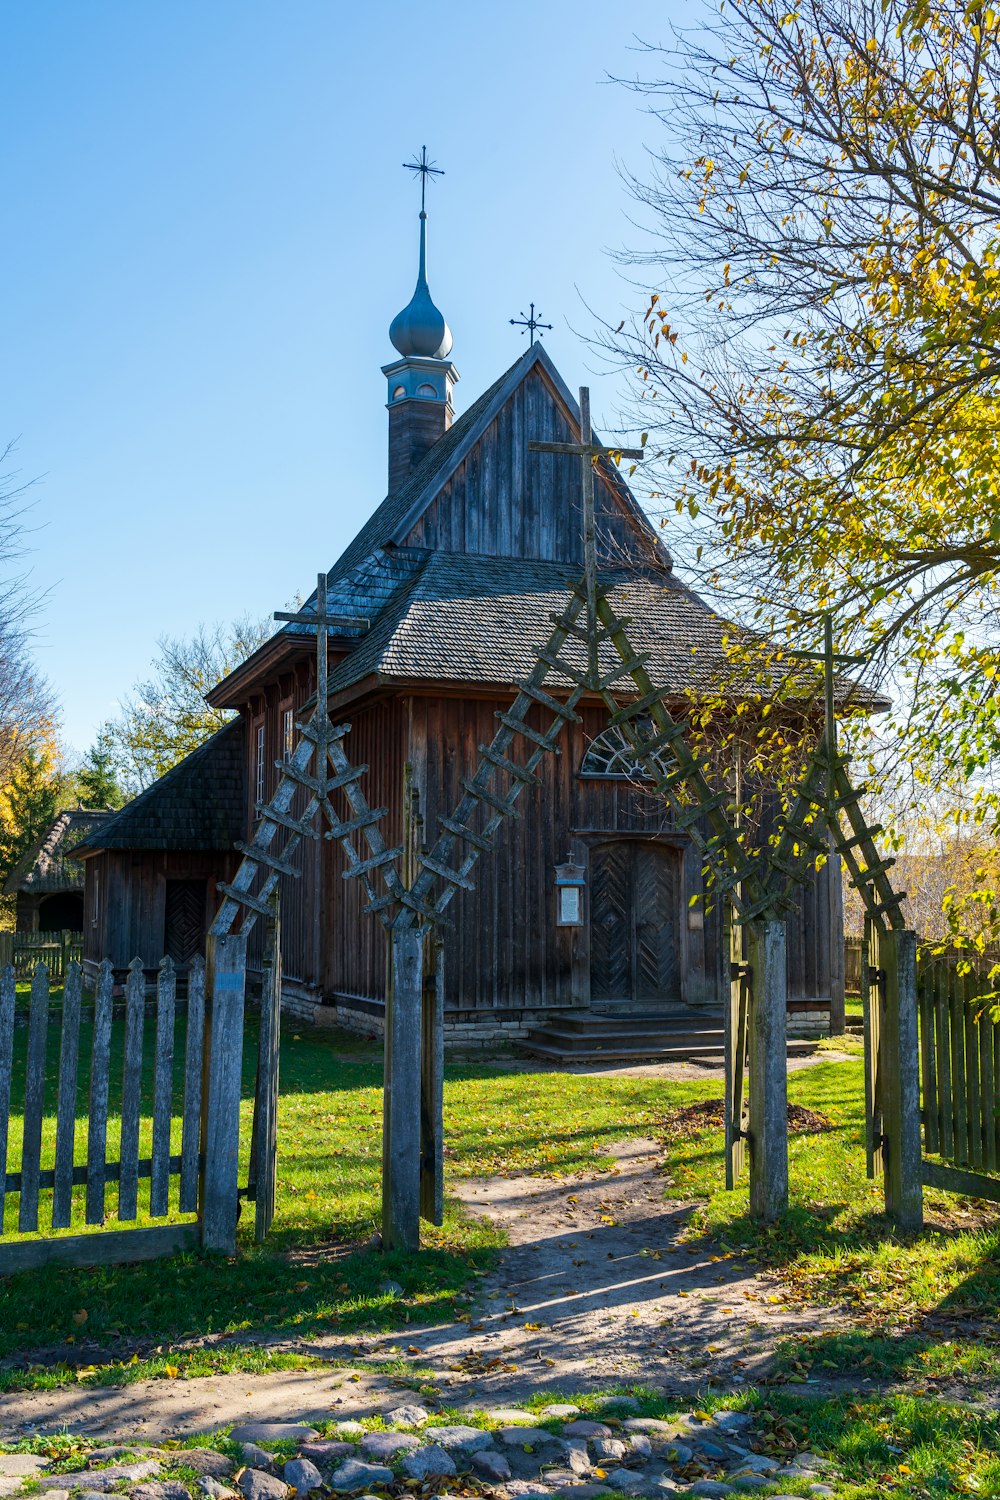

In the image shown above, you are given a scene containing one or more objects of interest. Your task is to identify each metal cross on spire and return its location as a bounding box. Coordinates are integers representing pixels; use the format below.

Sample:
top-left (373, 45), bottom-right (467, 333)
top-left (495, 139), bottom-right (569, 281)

top-left (530, 389), bottom-right (644, 685)
top-left (510, 303), bottom-right (553, 345)
top-left (402, 145), bottom-right (444, 213)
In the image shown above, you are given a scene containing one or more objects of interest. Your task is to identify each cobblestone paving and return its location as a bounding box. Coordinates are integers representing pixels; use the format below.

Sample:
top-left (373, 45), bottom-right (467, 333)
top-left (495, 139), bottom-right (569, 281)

top-left (0, 1398), bottom-right (842, 1500)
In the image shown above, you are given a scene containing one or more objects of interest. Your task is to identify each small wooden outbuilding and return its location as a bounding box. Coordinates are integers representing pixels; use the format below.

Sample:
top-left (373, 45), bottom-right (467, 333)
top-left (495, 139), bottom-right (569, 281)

top-left (70, 722), bottom-right (243, 974)
top-left (4, 807), bottom-right (112, 933)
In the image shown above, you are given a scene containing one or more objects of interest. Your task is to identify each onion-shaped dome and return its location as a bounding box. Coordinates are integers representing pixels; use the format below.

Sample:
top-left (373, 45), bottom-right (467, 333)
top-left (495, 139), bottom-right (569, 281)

top-left (389, 212), bottom-right (453, 360)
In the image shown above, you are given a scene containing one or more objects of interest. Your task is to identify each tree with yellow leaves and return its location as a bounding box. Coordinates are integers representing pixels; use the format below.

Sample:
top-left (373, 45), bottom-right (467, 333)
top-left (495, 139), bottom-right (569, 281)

top-left (608, 0), bottom-right (1000, 931)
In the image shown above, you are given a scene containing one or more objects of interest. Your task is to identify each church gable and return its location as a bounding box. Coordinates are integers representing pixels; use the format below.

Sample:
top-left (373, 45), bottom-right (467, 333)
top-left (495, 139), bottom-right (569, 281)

top-left (400, 353), bottom-right (662, 568)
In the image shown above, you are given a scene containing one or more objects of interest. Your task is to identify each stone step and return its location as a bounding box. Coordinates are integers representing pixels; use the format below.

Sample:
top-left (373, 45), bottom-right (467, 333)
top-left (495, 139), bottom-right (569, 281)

top-left (553, 1010), bottom-right (720, 1035)
top-left (518, 1021), bottom-right (818, 1063)
top-left (525, 1025), bottom-right (724, 1053)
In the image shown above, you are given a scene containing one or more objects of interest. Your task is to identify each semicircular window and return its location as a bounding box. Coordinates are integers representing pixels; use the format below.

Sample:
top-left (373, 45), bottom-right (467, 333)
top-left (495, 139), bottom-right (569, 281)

top-left (580, 718), bottom-right (669, 780)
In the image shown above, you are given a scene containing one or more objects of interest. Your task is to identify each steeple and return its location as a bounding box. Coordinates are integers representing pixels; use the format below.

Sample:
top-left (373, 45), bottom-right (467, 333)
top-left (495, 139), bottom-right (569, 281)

top-left (382, 147), bottom-right (459, 493)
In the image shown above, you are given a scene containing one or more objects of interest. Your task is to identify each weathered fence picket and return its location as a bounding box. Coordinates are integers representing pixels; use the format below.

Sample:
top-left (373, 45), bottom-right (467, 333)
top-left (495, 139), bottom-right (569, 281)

top-left (118, 958), bottom-right (145, 1221)
top-left (0, 947), bottom-right (249, 1272)
top-left (52, 963), bottom-right (82, 1229)
top-left (86, 960), bottom-right (113, 1224)
top-left (179, 957), bottom-right (205, 1215)
top-left (150, 958), bottom-right (176, 1217)
top-left (918, 954), bottom-right (1000, 1202)
top-left (0, 967), bottom-right (14, 1228)
top-left (19, 966), bottom-right (50, 1232)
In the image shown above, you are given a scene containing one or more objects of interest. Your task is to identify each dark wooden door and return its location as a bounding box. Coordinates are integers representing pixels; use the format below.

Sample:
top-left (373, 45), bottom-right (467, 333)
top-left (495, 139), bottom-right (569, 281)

top-left (164, 879), bottom-right (207, 964)
top-left (590, 842), bottom-right (680, 1005)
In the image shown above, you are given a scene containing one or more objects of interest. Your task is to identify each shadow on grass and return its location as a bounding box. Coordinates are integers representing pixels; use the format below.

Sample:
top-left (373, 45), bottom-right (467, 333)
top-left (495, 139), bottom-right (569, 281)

top-left (0, 1231), bottom-right (495, 1376)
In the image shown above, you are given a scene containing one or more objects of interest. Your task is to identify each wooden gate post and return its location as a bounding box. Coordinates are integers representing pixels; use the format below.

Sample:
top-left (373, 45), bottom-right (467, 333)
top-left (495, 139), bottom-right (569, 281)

top-left (420, 934), bottom-right (445, 1226)
top-left (724, 901), bottom-right (750, 1189)
top-left (382, 922), bottom-right (424, 1252)
top-left (747, 919), bottom-right (789, 1222)
top-left (201, 932), bottom-right (247, 1255)
top-left (879, 927), bottom-right (923, 1230)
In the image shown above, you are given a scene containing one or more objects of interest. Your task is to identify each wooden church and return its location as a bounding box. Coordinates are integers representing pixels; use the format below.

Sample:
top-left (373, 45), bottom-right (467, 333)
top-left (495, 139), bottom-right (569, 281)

top-left (72, 196), bottom-right (843, 1053)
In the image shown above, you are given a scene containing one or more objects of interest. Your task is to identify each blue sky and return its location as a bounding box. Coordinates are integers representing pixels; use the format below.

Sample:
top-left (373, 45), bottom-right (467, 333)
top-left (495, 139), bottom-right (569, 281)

top-left (2, 1), bottom-right (681, 753)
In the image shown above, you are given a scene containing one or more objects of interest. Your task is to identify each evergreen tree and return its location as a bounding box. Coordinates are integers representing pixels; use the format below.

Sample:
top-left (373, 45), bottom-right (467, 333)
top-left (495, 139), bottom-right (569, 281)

top-left (77, 728), bottom-right (125, 809)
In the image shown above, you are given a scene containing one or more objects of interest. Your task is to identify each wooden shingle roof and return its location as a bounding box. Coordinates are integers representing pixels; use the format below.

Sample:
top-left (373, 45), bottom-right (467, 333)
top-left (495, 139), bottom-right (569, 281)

top-left (326, 555), bottom-right (737, 698)
top-left (3, 809), bottom-right (114, 895)
top-left (69, 718), bottom-right (245, 855)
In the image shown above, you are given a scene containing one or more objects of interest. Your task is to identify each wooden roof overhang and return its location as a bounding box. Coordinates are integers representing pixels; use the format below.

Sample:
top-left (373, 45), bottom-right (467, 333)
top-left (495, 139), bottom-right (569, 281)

top-left (326, 670), bottom-right (887, 719)
top-left (207, 634), bottom-right (354, 711)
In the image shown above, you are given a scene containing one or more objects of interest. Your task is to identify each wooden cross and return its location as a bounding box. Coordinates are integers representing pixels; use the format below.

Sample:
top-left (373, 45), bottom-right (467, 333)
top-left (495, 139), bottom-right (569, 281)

top-left (510, 302), bottom-right (552, 346)
top-left (529, 387), bottom-right (643, 684)
top-left (274, 575), bottom-right (369, 714)
top-left (788, 611), bottom-right (867, 807)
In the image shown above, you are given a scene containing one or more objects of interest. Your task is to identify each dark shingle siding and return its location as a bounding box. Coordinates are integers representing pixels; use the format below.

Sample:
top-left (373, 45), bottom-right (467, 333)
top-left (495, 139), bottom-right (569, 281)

top-left (70, 718), bottom-right (246, 853)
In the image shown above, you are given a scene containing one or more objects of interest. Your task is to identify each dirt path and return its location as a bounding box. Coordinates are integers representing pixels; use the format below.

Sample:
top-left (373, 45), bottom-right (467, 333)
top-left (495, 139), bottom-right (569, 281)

top-left (364, 1137), bottom-right (844, 1397)
top-left (0, 1139), bottom-right (847, 1438)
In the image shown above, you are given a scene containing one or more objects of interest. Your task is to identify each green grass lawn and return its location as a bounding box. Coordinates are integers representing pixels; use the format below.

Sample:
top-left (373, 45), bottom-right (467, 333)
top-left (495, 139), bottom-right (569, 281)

top-left (0, 1013), bottom-right (997, 1399)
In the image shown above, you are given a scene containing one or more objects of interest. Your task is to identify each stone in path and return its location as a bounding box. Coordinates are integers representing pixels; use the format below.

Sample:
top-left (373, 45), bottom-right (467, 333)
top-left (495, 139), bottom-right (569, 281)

top-left (172, 1451), bottom-right (233, 1478)
top-left (384, 1405), bottom-right (428, 1427)
top-left (472, 1451), bottom-right (513, 1482)
top-left (240, 1446), bottom-right (275, 1472)
top-left (423, 1425), bottom-right (494, 1453)
top-left (39, 1462), bottom-right (161, 1491)
top-left (401, 1446), bottom-right (457, 1480)
top-left (359, 1434), bottom-right (419, 1461)
top-left (237, 1472), bottom-right (288, 1500)
top-left (328, 1459), bottom-right (394, 1493)
top-left (132, 1483), bottom-right (191, 1500)
top-left (282, 1459), bottom-right (323, 1493)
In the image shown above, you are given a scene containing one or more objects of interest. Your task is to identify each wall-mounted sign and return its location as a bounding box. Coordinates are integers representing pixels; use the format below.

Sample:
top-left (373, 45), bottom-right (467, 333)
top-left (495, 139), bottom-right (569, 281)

top-left (554, 861), bottom-right (586, 927)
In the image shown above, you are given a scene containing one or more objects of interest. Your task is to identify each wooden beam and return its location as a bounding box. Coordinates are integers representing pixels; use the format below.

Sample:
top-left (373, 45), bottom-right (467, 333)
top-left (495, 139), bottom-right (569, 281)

top-left (747, 920), bottom-right (789, 1222)
top-left (200, 933), bottom-right (247, 1255)
top-left (0, 1223), bottom-right (200, 1276)
top-left (880, 928), bottom-right (924, 1229)
top-left (382, 925), bottom-right (424, 1252)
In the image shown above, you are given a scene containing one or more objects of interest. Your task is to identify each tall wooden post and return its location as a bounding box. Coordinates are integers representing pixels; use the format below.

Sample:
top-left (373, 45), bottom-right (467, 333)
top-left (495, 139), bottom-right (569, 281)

top-left (747, 919), bottom-right (789, 1222)
top-left (420, 935), bottom-right (445, 1225)
top-left (201, 931), bottom-right (247, 1255)
top-left (253, 891), bottom-right (281, 1243)
top-left (828, 839), bottom-right (846, 1036)
top-left (724, 900), bottom-right (750, 1189)
top-left (382, 923), bottom-right (424, 1251)
top-left (879, 927), bottom-right (923, 1229)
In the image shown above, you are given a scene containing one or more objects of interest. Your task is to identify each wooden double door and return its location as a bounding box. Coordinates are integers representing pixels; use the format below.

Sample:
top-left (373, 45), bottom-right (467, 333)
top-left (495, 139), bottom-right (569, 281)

top-left (590, 841), bottom-right (681, 1006)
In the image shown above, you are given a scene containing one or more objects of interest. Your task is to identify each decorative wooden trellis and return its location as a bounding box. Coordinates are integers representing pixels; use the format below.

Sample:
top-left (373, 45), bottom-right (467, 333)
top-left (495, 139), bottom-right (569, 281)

top-left (211, 386), bottom-right (928, 1253)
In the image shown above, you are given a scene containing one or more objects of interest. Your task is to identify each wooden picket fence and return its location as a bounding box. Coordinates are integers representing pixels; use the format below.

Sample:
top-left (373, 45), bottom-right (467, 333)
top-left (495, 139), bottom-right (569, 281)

top-left (0, 942), bottom-right (250, 1273)
top-left (0, 931), bottom-right (83, 981)
top-left (918, 955), bottom-right (1000, 1202)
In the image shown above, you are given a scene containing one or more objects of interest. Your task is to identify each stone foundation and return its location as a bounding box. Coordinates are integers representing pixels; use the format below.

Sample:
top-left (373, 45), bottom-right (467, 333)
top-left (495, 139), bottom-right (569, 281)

top-left (786, 999), bottom-right (832, 1039)
top-left (280, 985), bottom-right (834, 1045)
